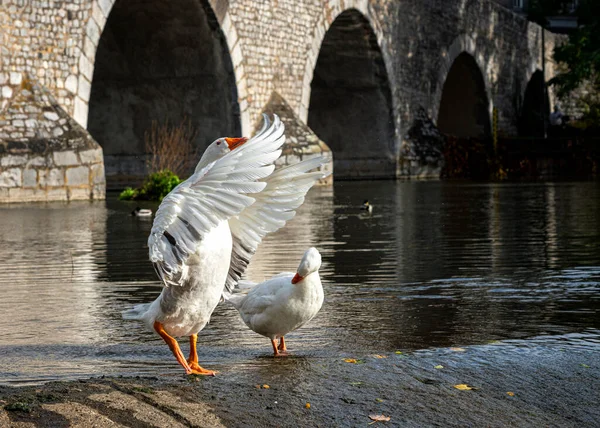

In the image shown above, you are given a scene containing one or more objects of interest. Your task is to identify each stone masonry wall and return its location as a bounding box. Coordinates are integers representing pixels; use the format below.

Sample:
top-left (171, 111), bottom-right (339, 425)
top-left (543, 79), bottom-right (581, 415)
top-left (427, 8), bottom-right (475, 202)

top-left (0, 0), bottom-right (557, 196)
top-left (0, 72), bottom-right (105, 202)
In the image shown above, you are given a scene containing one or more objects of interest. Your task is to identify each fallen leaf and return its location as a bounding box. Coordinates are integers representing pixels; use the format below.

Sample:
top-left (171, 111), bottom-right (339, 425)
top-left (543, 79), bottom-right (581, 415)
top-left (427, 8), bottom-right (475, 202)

top-left (372, 354), bottom-right (387, 359)
top-left (344, 358), bottom-right (365, 364)
top-left (369, 414), bottom-right (391, 423)
top-left (454, 384), bottom-right (473, 390)
top-left (262, 384), bottom-right (270, 389)
top-left (395, 351), bottom-right (403, 354)
top-left (255, 384), bottom-right (261, 389)
top-left (434, 365), bottom-right (444, 369)
top-left (349, 381), bottom-right (363, 386)
top-left (305, 402), bottom-right (311, 409)
top-left (450, 347), bottom-right (466, 352)
top-left (487, 340), bottom-right (501, 345)
top-left (581, 364), bottom-right (590, 368)
top-left (506, 391), bottom-right (515, 396)
top-left (375, 398), bottom-right (384, 402)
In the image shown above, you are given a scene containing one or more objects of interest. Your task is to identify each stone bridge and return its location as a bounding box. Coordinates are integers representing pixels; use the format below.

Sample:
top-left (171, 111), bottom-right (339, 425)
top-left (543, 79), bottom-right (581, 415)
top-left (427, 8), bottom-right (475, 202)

top-left (0, 0), bottom-right (557, 201)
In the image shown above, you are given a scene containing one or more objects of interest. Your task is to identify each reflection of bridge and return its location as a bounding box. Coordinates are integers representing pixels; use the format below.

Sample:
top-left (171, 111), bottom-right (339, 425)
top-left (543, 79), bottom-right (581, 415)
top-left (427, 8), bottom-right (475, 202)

top-left (1, 0), bottom-right (557, 185)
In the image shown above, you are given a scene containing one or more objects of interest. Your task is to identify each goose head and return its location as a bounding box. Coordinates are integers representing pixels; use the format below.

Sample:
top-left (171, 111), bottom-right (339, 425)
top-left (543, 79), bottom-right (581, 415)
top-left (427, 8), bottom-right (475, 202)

top-left (195, 136), bottom-right (248, 173)
top-left (291, 247), bottom-right (322, 284)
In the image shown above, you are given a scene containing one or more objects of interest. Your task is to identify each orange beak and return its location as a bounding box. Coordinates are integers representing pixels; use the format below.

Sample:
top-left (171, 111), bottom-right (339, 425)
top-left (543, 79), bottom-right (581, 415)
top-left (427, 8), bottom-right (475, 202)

top-left (291, 273), bottom-right (303, 284)
top-left (225, 137), bottom-right (248, 150)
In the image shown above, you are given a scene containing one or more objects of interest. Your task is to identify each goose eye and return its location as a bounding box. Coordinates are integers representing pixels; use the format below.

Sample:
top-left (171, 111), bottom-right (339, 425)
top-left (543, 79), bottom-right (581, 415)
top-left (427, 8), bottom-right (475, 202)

top-left (216, 141), bottom-right (221, 146)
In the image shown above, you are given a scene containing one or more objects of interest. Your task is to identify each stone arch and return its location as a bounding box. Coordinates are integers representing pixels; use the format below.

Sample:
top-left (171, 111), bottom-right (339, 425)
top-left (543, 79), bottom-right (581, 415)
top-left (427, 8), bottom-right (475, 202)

top-left (519, 70), bottom-right (550, 138)
top-left (436, 47), bottom-right (492, 139)
top-left (303, 6), bottom-right (396, 178)
top-left (433, 34), bottom-right (493, 135)
top-left (75, 0), bottom-right (249, 185)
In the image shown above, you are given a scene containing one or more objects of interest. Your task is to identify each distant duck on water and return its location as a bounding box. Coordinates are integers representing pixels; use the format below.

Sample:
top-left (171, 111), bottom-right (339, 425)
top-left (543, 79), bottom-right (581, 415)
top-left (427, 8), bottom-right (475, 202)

top-left (361, 200), bottom-right (373, 213)
top-left (132, 207), bottom-right (152, 217)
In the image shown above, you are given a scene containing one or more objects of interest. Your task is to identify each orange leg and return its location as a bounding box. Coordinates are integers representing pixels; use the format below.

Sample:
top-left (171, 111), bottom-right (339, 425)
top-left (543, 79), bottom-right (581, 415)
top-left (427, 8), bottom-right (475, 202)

top-left (154, 321), bottom-right (192, 374)
top-left (187, 333), bottom-right (217, 376)
top-left (153, 322), bottom-right (216, 376)
top-left (278, 336), bottom-right (288, 352)
top-left (271, 338), bottom-right (288, 357)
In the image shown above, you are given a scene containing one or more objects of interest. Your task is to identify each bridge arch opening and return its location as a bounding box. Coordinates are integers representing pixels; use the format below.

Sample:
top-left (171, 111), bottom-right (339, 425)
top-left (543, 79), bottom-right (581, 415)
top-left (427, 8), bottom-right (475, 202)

top-left (88, 0), bottom-right (240, 187)
top-left (307, 9), bottom-right (395, 178)
top-left (437, 52), bottom-right (490, 138)
top-left (519, 70), bottom-right (549, 138)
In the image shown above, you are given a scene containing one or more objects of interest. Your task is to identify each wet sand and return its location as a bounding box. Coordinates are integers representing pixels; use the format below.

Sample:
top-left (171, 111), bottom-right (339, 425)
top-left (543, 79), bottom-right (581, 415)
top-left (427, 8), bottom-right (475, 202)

top-left (1, 340), bottom-right (598, 427)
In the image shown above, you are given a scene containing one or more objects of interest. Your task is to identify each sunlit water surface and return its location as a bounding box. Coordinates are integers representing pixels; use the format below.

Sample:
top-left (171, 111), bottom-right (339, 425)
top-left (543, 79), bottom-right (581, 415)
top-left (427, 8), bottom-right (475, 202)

top-left (1, 181), bottom-right (599, 385)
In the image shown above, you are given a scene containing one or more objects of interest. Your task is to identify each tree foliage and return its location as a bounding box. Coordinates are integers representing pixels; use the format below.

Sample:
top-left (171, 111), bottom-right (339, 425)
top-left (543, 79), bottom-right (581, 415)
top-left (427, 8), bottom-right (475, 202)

top-left (528, 0), bottom-right (600, 97)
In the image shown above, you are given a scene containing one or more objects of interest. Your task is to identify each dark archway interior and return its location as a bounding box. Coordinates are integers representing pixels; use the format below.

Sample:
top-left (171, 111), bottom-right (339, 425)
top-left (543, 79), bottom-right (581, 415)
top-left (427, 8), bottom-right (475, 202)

top-left (437, 53), bottom-right (490, 138)
top-left (307, 9), bottom-right (395, 178)
top-left (88, 0), bottom-right (240, 188)
top-left (519, 70), bottom-right (550, 138)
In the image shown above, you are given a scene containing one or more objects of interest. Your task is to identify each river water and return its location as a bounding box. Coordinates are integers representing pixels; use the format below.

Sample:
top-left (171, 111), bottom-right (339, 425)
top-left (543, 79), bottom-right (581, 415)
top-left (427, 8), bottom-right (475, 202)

top-left (1, 181), bottom-right (599, 385)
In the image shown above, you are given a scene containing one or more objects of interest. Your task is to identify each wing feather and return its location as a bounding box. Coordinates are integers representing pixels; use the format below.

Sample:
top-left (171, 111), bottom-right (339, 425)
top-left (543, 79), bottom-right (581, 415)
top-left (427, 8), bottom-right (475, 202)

top-left (224, 153), bottom-right (332, 294)
top-left (148, 115), bottom-right (287, 287)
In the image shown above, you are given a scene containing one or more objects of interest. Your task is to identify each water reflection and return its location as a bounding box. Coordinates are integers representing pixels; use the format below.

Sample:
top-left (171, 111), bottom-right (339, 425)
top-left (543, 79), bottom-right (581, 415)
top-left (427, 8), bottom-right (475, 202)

top-left (0, 181), bottom-right (599, 384)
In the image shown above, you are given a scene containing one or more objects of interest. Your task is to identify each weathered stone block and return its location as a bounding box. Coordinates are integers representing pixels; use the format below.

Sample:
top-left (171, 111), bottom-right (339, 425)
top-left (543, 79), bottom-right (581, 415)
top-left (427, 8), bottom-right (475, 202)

top-left (66, 166), bottom-right (89, 186)
top-left (53, 150), bottom-right (78, 166)
top-left (65, 74), bottom-right (78, 94)
top-left (0, 168), bottom-right (22, 187)
top-left (8, 187), bottom-right (47, 202)
top-left (9, 72), bottom-right (22, 85)
top-left (92, 184), bottom-right (106, 200)
top-left (43, 111), bottom-right (59, 121)
top-left (68, 187), bottom-right (91, 200)
top-left (1, 155), bottom-right (28, 167)
top-left (90, 163), bottom-right (105, 184)
top-left (28, 156), bottom-right (47, 167)
top-left (46, 187), bottom-right (68, 201)
top-left (23, 168), bottom-right (37, 187)
top-left (40, 168), bottom-right (64, 187)
top-left (79, 148), bottom-right (103, 164)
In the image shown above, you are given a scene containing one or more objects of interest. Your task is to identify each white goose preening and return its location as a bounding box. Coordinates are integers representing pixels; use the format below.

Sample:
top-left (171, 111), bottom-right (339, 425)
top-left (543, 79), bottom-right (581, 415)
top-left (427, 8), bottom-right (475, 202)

top-left (226, 247), bottom-right (323, 357)
top-left (122, 115), bottom-right (330, 375)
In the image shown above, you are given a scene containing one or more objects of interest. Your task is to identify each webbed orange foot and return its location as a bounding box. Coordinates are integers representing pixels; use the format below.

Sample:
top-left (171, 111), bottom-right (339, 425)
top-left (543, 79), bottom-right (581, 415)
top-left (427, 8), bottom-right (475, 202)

top-left (189, 362), bottom-right (218, 376)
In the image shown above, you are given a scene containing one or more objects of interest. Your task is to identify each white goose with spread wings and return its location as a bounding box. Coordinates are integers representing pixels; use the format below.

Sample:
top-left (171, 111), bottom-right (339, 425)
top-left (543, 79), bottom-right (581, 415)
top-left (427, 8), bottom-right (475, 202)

top-left (122, 115), bottom-right (330, 375)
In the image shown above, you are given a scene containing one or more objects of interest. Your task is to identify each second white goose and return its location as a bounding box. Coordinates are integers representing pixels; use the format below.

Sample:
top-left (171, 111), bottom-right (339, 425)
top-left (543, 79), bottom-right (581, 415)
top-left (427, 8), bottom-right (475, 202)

top-left (226, 247), bottom-right (324, 357)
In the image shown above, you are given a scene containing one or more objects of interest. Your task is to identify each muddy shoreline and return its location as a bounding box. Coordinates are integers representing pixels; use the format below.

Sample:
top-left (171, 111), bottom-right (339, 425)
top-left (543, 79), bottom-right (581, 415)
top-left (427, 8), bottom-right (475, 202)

top-left (1, 340), bottom-right (598, 427)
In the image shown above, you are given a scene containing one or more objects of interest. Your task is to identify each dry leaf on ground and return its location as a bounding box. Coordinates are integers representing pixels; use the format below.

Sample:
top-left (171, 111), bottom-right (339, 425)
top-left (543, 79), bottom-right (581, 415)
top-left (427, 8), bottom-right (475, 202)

top-left (369, 414), bottom-right (391, 424)
top-left (450, 347), bottom-right (466, 352)
top-left (434, 365), bottom-right (444, 369)
top-left (454, 384), bottom-right (473, 390)
top-left (372, 354), bottom-right (388, 359)
top-left (305, 402), bottom-right (311, 409)
top-left (507, 391), bottom-right (515, 396)
top-left (344, 358), bottom-right (358, 363)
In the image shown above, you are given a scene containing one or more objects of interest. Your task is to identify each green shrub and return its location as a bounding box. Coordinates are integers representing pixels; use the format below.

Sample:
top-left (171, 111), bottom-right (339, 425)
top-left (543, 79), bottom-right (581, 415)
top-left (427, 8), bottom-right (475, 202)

top-left (139, 170), bottom-right (182, 201)
top-left (119, 187), bottom-right (138, 200)
top-left (119, 170), bottom-right (182, 202)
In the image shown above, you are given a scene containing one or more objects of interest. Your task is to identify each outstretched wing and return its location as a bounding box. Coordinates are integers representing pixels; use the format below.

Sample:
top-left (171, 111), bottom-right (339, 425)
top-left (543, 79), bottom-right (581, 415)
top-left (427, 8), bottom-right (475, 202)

top-left (148, 115), bottom-right (286, 287)
top-left (224, 154), bottom-right (331, 295)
